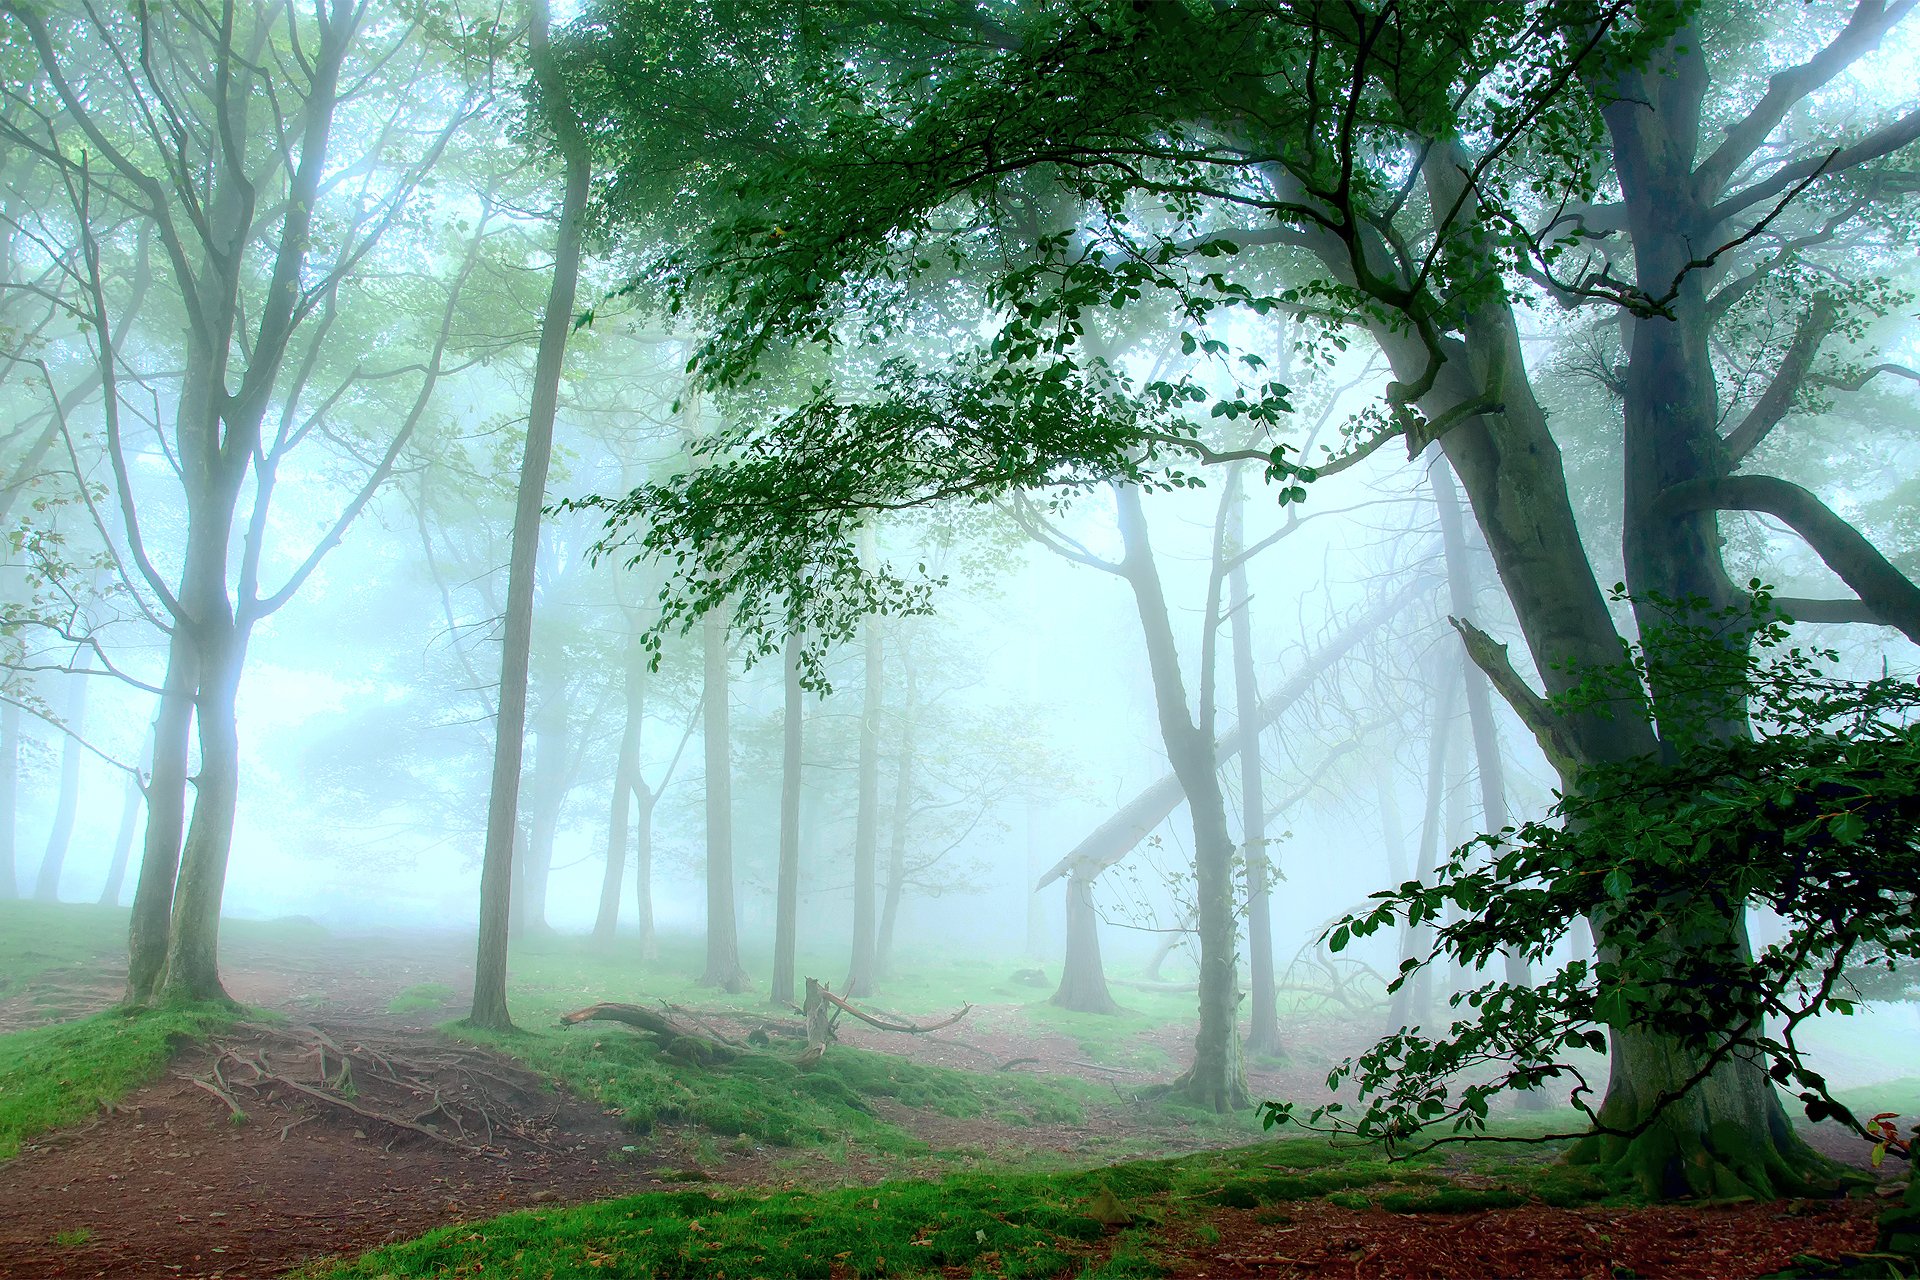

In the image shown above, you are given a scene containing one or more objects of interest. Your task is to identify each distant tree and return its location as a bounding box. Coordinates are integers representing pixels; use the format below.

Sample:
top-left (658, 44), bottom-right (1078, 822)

top-left (0, 0), bottom-right (499, 1002)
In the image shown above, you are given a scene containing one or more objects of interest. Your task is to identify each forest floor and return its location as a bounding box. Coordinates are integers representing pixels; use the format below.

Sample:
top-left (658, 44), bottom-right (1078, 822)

top-left (0, 903), bottom-right (1909, 1279)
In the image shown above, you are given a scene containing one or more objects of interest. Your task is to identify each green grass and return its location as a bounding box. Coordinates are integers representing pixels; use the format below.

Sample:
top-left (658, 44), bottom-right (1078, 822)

top-left (0, 900), bottom-right (127, 998)
top-left (386, 982), bottom-right (456, 1014)
top-left (311, 1133), bottom-right (1610, 1280)
top-left (309, 1141), bottom-right (1421, 1279)
top-left (456, 1020), bottom-right (1100, 1157)
top-left (52, 1227), bottom-right (93, 1248)
top-left (0, 1002), bottom-right (240, 1160)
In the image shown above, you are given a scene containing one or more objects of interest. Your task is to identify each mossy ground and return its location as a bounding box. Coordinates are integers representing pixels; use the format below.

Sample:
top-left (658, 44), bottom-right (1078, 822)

top-left (307, 1134), bottom-right (1617, 1279)
top-left (0, 1002), bottom-right (240, 1159)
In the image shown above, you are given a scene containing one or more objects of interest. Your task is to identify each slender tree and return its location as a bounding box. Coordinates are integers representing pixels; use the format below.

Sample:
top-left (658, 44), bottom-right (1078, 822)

top-left (469, 0), bottom-right (589, 1030)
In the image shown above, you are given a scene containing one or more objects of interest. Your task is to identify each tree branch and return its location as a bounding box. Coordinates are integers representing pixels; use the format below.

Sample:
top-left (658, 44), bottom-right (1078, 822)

top-left (1658, 474), bottom-right (1920, 644)
top-left (1721, 295), bottom-right (1839, 466)
top-left (1448, 617), bottom-right (1580, 779)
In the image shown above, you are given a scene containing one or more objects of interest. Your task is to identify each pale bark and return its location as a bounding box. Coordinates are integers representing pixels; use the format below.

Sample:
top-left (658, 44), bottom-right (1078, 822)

top-left (33, 657), bottom-right (88, 902)
top-left (1227, 475), bottom-right (1280, 1057)
top-left (1051, 870), bottom-right (1121, 1015)
top-left (771, 630), bottom-right (804, 1006)
top-left (1114, 485), bottom-right (1247, 1110)
top-left (846, 608), bottom-right (884, 997)
top-left (0, 701), bottom-right (17, 898)
top-left (700, 609), bottom-right (746, 991)
top-left (875, 650), bottom-right (918, 980)
top-left (593, 624), bottom-right (647, 945)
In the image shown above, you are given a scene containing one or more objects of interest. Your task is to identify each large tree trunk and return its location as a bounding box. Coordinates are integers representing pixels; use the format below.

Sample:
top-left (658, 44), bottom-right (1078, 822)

top-left (771, 631), bottom-right (804, 1006)
top-left (159, 622), bottom-right (248, 1005)
top-left (846, 608), bottom-right (884, 997)
top-left (1557, 40), bottom-right (1826, 1197)
top-left (593, 626), bottom-right (647, 946)
top-left (34, 660), bottom-right (88, 902)
top-left (1114, 485), bottom-right (1248, 1111)
top-left (468, 0), bottom-right (588, 1032)
top-left (0, 700), bottom-right (17, 899)
top-left (700, 609), bottom-right (747, 991)
top-left (1227, 476), bottom-right (1280, 1058)
top-left (875, 654), bottom-right (917, 980)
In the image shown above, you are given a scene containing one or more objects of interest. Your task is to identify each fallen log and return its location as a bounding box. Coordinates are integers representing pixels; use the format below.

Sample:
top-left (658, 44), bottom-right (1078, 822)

top-left (559, 1001), bottom-right (736, 1065)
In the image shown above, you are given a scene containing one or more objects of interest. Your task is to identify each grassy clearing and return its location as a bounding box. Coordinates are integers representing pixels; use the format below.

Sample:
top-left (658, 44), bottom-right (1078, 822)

top-left (0, 900), bottom-right (127, 997)
top-left (0, 1002), bottom-right (240, 1160)
top-left (456, 1020), bottom-right (1100, 1157)
top-left (312, 1132), bottom-right (1607, 1279)
top-left (386, 982), bottom-right (456, 1014)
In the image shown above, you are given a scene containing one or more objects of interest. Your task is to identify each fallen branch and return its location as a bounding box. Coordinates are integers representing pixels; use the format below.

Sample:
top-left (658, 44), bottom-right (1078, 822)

top-left (998, 1057), bottom-right (1041, 1072)
top-left (810, 985), bottom-right (972, 1035)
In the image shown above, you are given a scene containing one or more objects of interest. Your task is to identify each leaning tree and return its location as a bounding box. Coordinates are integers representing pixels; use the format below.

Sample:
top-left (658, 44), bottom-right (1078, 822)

top-left (561, 0), bottom-right (1920, 1189)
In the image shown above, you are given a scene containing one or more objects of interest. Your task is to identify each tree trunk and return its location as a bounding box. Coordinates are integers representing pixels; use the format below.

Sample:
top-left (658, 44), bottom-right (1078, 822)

top-left (1050, 871), bottom-right (1121, 1014)
top-left (593, 626), bottom-right (647, 946)
top-left (700, 609), bottom-right (747, 991)
top-left (0, 700), bottom-right (18, 899)
top-left (159, 622), bottom-right (248, 1005)
top-left (520, 676), bottom-right (569, 935)
top-left (1390, 668), bottom-right (1460, 1030)
top-left (33, 659), bottom-right (88, 902)
top-left (876, 653), bottom-right (917, 980)
top-left (1227, 474), bottom-right (1280, 1058)
top-left (846, 607), bottom-right (884, 997)
top-left (468, 0), bottom-right (588, 1032)
top-left (1042, 581), bottom-right (1418, 885)
top-left (99, 759), bottom-right (143, 907)
top-left (1114, 485), bottom-right (1248, 1110)
top-left (633, 782), bottom-right (659, 961)
top-left (771, 631), bottom-right (804, 1006)
top-left (125, 635), bottom-right (197, 1003)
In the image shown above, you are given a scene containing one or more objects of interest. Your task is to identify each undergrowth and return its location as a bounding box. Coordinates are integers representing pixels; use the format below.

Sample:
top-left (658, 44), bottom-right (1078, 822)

top-left (0, 1002), bottom-right (240, 1160)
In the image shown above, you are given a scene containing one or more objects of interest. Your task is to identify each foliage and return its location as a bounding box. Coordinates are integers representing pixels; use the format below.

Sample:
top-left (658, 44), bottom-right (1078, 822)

top-left (0, 1003), bottom-right (239, 1160)
top-left (1265, 587), bottom-right (1920, 1154)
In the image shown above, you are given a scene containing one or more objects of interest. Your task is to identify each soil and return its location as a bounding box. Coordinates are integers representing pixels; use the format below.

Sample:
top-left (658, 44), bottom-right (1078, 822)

top-left (0, 931), bottom-right (1904, 1279)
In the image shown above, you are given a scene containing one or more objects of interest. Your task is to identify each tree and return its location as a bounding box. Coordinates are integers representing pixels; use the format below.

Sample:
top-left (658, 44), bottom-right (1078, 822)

top-left (565, 0), bottom-right (1920, 1192)
top-left (1, 0), bottom-right (498, 1003)
top-left (1286, 591), bottom-right (1920, 1196)
top-left (469, 0), bottom-right (591, 1031)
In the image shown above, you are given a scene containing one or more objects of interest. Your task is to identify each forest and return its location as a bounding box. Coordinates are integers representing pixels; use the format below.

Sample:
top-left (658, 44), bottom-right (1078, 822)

top-left (1, 0), bottom-right (1918, 1276)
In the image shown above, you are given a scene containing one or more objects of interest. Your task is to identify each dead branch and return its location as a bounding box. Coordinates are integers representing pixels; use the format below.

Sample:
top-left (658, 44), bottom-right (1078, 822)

top-left (810, 985), bottom-right (972, 1035)
top-left (998, 1057), bottom-right (1041, 1072)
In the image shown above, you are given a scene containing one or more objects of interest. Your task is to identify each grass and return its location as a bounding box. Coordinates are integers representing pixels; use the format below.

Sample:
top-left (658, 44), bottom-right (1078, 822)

top-left (0, 899), bottom-right (127, 1000)
top-left (386, 982), bottom-right (456, 1014)
top-left (53, 1227), bottom-right (93, 1248)
top-left (311, 1132), bottom-right (1607, 1279)
top-left (455, 1020), bottom-right (1100, 1156)
top-left (0, 1002), bottom-right (240, 1160)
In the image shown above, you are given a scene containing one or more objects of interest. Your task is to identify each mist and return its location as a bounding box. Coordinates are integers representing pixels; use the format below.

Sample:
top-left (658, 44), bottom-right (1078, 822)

top-left (2, 1), bottom-right (1918, 1275)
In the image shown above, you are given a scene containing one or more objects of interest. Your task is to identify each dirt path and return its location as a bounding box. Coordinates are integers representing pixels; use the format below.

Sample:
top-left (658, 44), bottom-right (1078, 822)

top-left (0, 1021), bottom-right (666, 1279)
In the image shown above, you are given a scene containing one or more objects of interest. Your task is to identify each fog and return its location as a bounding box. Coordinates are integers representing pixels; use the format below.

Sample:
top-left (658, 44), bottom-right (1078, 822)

top-left (4, 0), bottom-right (1919, 1195)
